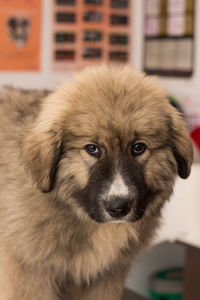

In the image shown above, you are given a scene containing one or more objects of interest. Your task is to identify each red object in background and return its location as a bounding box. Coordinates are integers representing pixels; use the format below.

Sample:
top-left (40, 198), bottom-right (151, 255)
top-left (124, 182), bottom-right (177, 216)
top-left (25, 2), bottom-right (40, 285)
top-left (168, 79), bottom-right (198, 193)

top-left (191, 127), bottom-right (200, 151)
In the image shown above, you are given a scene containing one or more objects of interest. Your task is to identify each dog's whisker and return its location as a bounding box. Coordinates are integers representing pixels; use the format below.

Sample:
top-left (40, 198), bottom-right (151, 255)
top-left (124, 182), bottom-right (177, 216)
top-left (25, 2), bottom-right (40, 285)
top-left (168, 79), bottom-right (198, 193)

top-left (88, 207), bottom-right (96, 216)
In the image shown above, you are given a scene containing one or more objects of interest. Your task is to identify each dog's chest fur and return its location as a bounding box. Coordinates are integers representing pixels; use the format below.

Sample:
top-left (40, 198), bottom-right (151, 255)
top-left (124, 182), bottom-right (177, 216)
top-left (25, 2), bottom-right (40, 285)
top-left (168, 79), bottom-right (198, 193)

top-left (64, 223), bottom-right (137, 284)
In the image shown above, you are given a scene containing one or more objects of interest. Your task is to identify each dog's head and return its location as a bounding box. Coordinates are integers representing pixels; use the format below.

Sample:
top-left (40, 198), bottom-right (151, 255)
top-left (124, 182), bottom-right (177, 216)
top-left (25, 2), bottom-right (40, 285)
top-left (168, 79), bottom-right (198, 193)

top-left (23, 65), bottom-right (193, 223)
top-left (7, 17), bottom-right (30, 48)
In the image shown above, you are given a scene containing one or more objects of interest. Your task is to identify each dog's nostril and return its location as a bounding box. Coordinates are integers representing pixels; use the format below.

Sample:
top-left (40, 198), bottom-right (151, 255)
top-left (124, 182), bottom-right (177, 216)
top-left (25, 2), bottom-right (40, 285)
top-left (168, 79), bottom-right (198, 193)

top-left (107, 207), bottom-right (130, 218)
top-left (105, 198), bottom-right (132, 218)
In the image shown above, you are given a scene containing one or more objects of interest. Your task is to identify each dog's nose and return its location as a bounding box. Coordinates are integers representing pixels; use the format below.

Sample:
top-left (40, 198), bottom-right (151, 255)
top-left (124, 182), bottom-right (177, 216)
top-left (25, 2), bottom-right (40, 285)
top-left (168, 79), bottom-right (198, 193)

top-left (105, 197), bottom-right (132, 218)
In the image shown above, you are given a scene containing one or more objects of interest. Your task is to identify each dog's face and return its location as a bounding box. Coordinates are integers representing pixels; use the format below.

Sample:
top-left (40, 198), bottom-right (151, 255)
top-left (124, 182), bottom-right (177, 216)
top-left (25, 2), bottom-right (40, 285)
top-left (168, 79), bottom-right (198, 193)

top-left (7, 17), bottom-right (30, 48)
top-left (23, 66), bottom-right (193, 224)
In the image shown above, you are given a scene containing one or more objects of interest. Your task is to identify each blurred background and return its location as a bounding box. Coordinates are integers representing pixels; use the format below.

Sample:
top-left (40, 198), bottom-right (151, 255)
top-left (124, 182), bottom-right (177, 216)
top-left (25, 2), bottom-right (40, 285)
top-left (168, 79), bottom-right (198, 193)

top-left (0, 1), bottom-right (199, 299)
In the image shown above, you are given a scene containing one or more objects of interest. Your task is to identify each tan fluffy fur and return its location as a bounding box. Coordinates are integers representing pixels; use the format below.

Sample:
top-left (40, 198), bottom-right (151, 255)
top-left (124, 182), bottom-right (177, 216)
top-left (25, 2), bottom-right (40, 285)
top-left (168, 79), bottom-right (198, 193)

top-left (0, 65), bottom-right (192, 300)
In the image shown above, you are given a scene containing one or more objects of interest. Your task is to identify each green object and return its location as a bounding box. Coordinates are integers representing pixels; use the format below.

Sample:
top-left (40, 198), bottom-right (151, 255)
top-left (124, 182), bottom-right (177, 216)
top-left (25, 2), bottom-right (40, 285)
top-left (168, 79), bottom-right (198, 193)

top-left (167, 95), bottom-right (183, 114)
top-left (150, 268), bottom-right (183, 300)
top-left (150, 290), bottom-right (181, 300)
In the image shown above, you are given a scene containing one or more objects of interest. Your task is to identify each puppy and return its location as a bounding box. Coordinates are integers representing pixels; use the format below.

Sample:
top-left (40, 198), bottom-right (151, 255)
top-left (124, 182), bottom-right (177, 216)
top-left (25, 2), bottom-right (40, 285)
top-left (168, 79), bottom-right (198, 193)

top-left (0, 65), bottom-right (193, 300)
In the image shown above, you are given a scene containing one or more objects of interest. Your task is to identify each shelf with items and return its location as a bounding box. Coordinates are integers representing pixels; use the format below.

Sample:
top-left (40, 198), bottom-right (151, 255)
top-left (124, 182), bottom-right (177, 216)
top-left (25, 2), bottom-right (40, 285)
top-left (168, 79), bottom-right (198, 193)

top-left (144, 0), bottom-right (195, 77)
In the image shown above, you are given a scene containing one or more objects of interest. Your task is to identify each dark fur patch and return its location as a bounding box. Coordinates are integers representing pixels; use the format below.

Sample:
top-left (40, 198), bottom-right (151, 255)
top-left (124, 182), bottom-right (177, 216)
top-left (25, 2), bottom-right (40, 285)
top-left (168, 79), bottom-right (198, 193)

top-left (172, 149), bottom-right (189, 179)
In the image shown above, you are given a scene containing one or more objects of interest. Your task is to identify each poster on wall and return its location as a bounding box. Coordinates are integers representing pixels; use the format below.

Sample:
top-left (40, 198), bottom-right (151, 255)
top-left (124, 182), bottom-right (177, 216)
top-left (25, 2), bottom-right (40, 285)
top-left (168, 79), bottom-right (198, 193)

top-left (0, 0), bottom-right (41, 71)
top-left (52, 0), bottom-right (132, 72)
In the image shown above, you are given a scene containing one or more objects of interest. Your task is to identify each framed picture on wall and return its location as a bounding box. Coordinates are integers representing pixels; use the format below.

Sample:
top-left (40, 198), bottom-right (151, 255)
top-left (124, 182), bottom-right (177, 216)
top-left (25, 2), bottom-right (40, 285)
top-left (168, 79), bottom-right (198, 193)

top-left (0, 0), bottom-right (41, 71)
top-left (143, 0), bottom-right (195, 77)
top-left (51, 0), bottom-right (132, 71)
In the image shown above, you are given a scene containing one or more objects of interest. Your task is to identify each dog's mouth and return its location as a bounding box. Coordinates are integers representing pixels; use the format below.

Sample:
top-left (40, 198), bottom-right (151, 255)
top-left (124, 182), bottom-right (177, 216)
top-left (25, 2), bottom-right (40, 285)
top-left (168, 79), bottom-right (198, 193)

top-left (88, 210), bottom-right (143, 224)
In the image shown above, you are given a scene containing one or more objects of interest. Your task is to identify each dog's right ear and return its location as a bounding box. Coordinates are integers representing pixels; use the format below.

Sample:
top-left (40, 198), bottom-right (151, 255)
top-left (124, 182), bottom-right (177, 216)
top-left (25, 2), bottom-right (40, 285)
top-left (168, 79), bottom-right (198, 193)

top-left (22, 86), bottom-right (72, 192)
top-left (22, 127), bottom-right (62, 192)
top-left (21, 88), bottom-right (70, 193)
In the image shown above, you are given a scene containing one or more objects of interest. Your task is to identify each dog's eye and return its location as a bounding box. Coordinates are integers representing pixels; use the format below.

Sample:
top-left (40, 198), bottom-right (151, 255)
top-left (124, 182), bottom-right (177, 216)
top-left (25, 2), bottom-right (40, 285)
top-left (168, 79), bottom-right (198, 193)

top-left (84, 144), bottom-right (101, 158)
top-left (132, 142), bottom-right (146, 156)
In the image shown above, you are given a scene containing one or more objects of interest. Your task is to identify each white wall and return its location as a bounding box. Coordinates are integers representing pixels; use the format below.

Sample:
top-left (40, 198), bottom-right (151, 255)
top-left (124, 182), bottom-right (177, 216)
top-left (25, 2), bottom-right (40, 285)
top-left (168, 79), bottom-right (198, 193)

top-left (125, 242), bottom-right (185, 298)
top-left (1, 0), bottom-right (200, 96)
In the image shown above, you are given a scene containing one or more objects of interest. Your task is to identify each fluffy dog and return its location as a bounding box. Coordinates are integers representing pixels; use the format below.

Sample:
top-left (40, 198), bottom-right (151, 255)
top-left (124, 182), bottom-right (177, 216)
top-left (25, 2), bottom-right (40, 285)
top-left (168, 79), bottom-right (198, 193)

top-left (0, 65), bottom-right (192, 300)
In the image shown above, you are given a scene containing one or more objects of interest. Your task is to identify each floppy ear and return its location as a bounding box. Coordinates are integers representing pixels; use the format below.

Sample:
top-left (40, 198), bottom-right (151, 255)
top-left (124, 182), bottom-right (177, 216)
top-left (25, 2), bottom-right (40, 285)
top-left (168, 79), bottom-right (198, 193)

top-left (21, 86), bottom-right (72, 192)
top-left (170, 110), bottom-right (193, 179)
top-left (22, 128), bottom-right (62, 192)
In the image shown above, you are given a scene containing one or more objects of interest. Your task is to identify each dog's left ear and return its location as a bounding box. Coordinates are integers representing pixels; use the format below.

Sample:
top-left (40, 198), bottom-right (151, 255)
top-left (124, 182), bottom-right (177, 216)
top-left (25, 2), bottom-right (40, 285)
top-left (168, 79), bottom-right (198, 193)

top-left (170, 109), bottom-right (193, 179)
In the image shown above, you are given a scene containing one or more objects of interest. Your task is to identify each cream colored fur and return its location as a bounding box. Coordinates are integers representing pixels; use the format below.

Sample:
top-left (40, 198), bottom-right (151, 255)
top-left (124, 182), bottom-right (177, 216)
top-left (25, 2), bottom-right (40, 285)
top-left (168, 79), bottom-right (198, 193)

top-left (0, 66), bottom-right (192, 299)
